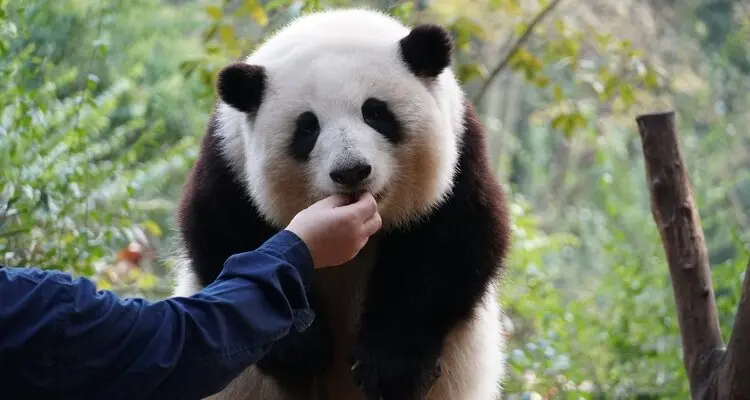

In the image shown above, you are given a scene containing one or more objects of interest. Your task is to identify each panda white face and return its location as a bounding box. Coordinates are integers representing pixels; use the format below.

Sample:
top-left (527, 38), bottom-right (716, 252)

top-left (213, 9), bottom-right (466, 230)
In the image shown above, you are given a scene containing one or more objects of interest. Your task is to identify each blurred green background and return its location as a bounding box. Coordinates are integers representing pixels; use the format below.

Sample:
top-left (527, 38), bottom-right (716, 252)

top-left (2, 0), bottom-right (749, 398)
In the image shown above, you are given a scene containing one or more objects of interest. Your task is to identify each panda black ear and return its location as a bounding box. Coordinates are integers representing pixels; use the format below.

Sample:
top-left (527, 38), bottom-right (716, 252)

top-left (216, 62), bottom-right (266, 114)
top-left (398, 24), bottom-right (453, 79)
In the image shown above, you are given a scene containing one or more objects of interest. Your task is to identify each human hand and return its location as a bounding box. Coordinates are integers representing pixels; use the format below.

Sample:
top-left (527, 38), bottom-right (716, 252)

top-left (286, 192), bottom-right (382, 269)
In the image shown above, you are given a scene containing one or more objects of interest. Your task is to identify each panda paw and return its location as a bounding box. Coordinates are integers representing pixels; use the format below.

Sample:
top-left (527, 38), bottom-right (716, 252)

top-left (350, 341), bottom-right (442, 400)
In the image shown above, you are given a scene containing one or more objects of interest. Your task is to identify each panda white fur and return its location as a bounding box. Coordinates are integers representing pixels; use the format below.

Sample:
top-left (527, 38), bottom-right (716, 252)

top-left (171, 8), bottom-right (511, 400)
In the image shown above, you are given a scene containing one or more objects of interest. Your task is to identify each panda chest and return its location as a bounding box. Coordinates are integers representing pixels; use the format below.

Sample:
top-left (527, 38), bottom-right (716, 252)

top-left (310, 238), bottom-right (378, 338)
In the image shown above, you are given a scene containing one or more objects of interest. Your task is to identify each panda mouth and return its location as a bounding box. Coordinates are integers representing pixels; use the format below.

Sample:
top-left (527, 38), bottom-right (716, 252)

top-left (336, 188), bottom-right (385, 203)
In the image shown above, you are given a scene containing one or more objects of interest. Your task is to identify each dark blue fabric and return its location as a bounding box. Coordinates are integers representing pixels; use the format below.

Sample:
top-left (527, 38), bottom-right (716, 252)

top-left (0, 229), bottom-right (315, 400)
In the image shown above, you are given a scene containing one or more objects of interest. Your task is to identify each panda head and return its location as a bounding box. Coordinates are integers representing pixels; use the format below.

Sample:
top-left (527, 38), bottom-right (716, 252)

top-left (213, 9), bottom-right (466, 230)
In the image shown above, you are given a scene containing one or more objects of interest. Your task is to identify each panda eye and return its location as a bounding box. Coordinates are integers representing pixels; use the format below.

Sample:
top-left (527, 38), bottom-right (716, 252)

top-left (296, 111), bottom-right (320, 136)
top-left (362, 98), bottom-right (387, 124)
top-left (361, 98), bottom-right (402, 143)
top-left (290, 111), bottom-right (321, 162)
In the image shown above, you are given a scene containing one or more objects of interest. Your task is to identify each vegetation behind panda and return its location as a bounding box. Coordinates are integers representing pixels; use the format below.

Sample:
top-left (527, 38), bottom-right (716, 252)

top-left (172, 8), bottom-right (511, 400)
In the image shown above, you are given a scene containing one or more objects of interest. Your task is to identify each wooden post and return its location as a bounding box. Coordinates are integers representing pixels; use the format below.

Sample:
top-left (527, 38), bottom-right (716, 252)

top-left (636, 111), bottom-right (750, 399)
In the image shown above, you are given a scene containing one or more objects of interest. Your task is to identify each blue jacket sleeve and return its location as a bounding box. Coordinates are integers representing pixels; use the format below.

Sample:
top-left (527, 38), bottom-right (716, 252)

top-left (0, 229), bottom-right (316, 400)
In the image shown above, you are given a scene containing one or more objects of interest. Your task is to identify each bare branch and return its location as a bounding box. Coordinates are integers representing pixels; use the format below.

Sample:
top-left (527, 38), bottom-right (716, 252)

top-left (472, 0), bottom-right (563, 104)
top-left (635, 111), bottom-right (724, 395)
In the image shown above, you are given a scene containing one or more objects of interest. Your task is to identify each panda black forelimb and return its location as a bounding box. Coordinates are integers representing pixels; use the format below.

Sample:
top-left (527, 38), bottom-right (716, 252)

top-left (254, 293), bottom-right (335, 387)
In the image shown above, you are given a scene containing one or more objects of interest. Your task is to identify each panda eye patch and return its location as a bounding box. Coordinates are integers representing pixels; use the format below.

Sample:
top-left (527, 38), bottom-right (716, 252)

top-left (290, 111), bottom-right (321, 161)
top-left (362, 97), bottom-right (402, 143)
top-left (296, 111), bottom-right (320, 135)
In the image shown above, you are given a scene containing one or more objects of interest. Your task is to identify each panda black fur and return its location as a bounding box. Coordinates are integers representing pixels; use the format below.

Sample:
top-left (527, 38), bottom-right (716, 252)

top-left (171, 8), bottom-right (511, 400)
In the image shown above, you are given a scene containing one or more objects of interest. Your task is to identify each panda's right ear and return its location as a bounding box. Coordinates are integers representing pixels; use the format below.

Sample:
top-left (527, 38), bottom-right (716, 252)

top-left (216, 63), bottom-right (266, 114)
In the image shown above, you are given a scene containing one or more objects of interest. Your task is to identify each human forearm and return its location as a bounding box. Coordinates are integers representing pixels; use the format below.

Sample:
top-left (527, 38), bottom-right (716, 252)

top-left (0, 230), bottom-right (315, 399)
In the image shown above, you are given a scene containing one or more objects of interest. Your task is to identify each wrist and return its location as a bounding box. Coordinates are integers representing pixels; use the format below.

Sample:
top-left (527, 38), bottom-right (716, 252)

top-left (225, 230), bottom-right (316, 286)
top-left (281, 229), bottom-right (317, 270)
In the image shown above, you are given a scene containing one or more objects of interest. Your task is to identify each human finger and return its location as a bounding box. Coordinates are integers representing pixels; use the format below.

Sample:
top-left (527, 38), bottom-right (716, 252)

top-left (357, 236), bottom-right (370, 253)
top-left (361, 211), bottom-right (382, 237)
top-left (314, 194), bottom-right (353, 209)
top-left (344, 192), bottom-right (378, 220)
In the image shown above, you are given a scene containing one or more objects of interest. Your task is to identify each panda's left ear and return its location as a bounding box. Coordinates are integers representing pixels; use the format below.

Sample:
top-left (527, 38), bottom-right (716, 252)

top-left (398, 24), bottom-right (453, 79)
top-left (216, 62), bottom-right (266, 114)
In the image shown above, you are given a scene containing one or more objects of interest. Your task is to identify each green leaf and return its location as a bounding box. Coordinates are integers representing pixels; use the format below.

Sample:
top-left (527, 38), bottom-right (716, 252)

top-left (513, 21), bottom-right (528, 36)
top-left (533, 75), bottom-right (550, 88)
top-left (243, 0), bottom-right (268, 27)
top-left (142, 220), bottom-right (162, 237)
top-left (205, 5), bottom-right (222, 20)
top-left (86, 74), bottom-right (100, 91)
top-left (301, 0), bottom-right (321, 12)
top-left (620, 83), bottom-right (635, 107)
top-left (644, 70), bottom-right (659, 89)
top-left (178, 59), bottom-right (200, 76)
top-left (266, 0), bottom-right (292, 11)
top-left (136, 272), bottom-right (159, 290)
top-left (202, 23), bottom-right (219, 43)
top-left (551, 112), bottom-right (587, 138)
top-left (553, 84), bottom-right (564, 101)
top-left (96, 278), bottom-right (113, 291)
top-left (457, 63), bottom-right (487, 83)
top-left (389, 1), bottom-right (414, 23)
top-left (219, 24), bottom-right (234, 44)
top-left (450, 17), bottom-right (485, 52)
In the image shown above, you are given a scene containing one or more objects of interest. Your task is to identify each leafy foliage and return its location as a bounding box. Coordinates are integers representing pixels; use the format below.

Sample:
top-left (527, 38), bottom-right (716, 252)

top-left (0, 0), bottom-right (203, 297)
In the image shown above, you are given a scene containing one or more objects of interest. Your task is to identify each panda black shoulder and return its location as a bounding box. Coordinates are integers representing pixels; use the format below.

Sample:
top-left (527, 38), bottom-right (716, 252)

top-left (176, 108), bottom-right (277, 287)
top-left (384, 100), bottom-right (509, 278)
top-left (453, 102), bottom-right (510, 252)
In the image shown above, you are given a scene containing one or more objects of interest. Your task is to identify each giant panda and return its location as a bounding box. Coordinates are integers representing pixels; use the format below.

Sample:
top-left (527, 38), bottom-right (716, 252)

top-left (171, 7), bottom-right (511, 400)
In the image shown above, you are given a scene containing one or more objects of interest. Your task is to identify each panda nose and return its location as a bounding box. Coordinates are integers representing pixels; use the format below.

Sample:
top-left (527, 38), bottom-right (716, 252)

top-left (330, 163), bottom-right (372, 186)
